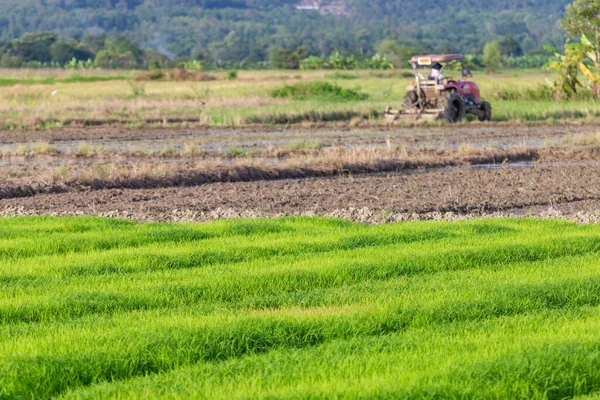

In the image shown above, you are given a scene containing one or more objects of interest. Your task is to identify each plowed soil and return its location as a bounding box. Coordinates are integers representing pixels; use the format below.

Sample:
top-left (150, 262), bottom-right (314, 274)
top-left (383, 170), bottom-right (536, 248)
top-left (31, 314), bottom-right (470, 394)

top-left (3, 164), bottom-right (600, 223)
top-left (4, 123), bottom-right (600, 223)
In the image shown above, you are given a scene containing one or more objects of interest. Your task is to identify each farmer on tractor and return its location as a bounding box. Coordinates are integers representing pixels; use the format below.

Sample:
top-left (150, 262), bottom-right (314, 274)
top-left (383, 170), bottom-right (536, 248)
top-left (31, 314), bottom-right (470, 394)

top-left (384, 54), bottom-right (492, 123)
top-left (429, 63), bottom-right (444, 83)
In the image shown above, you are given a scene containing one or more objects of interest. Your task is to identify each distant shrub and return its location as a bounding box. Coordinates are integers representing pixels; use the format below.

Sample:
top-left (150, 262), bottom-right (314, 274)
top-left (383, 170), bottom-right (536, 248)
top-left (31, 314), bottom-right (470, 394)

top-left (127, 81), bottom-right (146, 98)
top-left (361, 53), bottom-right (394, 70)
top-left (269, 81), bottom-right (368, 101)
top-left (327, 51), bottom-right (357, 70)
top-left (504, 55), bottom-right (551, 69)
top-left (491, 84), bottom-right (562, 101)
top-left (64, 58), bottom-right (96, 70)
top-left (177, 60), bottom-right (203, 71)
top-left (227, 70), bottom-right (238, 80)
top-left (300, 56), bottom-right (327, 70)
top-left (134, 68), bottom-right (217, 82)
top-left (135, 70), bottom-right (165, 81)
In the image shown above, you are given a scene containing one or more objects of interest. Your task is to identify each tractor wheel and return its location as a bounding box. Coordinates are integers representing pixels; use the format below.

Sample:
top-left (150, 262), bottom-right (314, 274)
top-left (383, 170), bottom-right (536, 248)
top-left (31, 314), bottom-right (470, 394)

top-left (442, 92), bottom-right (466, 123)
top-left (478, 101), bottom-right (492, 122)
top-left (402, 91), bottom-right (419, 111)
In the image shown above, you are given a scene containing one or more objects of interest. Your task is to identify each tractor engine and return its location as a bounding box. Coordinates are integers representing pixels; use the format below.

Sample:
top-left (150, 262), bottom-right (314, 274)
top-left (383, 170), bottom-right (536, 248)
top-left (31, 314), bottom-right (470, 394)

top-left (452, 81), bottom-right (481, 105)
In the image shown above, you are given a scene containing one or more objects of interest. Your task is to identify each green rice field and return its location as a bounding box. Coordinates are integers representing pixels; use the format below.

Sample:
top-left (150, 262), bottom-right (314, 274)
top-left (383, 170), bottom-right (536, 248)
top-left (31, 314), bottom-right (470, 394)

top-left (3, 216), bottom-right (600, 398)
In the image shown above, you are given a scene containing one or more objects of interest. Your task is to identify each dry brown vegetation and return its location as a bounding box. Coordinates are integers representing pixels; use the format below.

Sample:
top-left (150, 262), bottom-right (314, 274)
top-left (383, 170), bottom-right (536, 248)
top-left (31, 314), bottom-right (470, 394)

top-left (0, 139), bottom-right (574, 201)
top-left (134, 69), bottom-right (218, 82)
top-left (2, 121), bottom-right (600, 224)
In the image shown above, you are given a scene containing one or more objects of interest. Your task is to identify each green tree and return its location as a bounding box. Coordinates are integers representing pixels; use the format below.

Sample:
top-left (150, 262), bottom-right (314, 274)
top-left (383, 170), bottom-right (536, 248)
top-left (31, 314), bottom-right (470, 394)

top-left (50, 39), bottom-right (77, 64)
top-left (11, 32), bottom-right (57, 62)
top-left (376, 40), bottom-right (424, 67)
top-left (483, 41), bottom-right (502, 73)
top-left (0, 52), bottom-right (22, 67)
top-left (563, 0), bottom-right (600, 97)
top-left (546, 43), bottom-right (584, 99)
top-left (499, 35), bottom-right (523, 56)
top-left (300, 56), bottom-right (327, 70)
top-left (270, 48), bottom-right (302, 69)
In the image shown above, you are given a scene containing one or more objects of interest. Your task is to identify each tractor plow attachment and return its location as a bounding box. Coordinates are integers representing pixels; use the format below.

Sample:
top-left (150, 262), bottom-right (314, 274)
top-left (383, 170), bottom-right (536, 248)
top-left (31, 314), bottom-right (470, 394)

top-left (383, 107), bottom-right (444, 123)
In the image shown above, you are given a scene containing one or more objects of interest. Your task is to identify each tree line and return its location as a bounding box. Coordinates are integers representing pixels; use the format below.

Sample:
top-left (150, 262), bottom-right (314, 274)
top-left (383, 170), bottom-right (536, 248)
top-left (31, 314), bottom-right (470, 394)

top-left (0, 30), bottom-right (552, 71)
top-left (0, 0), bottom-right (568, 67)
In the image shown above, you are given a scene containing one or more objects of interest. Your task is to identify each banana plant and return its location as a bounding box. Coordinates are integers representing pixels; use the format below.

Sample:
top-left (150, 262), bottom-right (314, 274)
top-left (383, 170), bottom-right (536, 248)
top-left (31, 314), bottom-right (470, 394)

top-left (545, 43), bottom-right (584, 99)
top-left (579, 33), bottom-right (600, 97)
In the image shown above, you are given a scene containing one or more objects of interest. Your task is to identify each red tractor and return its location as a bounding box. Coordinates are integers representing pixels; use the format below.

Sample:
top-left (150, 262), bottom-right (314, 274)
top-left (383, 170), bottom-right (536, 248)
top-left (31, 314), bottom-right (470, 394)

top-left (384, 54), bottom-right (492, 123)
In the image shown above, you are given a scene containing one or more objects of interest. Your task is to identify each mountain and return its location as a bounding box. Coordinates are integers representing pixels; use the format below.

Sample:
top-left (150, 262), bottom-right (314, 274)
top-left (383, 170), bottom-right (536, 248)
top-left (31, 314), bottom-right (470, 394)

top-left (0, 0), bottom-right (570, 62)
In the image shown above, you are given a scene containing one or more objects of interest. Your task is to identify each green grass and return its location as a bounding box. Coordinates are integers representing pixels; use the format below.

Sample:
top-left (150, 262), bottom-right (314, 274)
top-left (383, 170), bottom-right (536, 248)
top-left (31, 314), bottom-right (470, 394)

top-left (2, 216), bottom-right (600, 398)
top-left (269, 81), bottom-right (368, 102)
top-left (0, 75), bottom-right (129, 86)
top-left (1, 69), bottom-right (600, 127)
top-left (325, 72), bottom-right (359, 80)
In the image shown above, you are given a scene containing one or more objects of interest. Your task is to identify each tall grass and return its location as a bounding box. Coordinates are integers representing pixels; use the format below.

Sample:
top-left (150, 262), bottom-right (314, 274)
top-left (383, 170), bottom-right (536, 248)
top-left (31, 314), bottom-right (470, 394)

top-left (269, 81), bottom-right (368, 101)
top-left (1, 217), bottom-right (600, 398)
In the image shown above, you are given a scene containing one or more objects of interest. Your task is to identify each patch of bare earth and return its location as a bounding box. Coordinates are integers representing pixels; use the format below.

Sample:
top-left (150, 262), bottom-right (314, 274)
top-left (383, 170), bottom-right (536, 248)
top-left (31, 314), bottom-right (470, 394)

top-left (3, 165), bottom-right (600, 224)
top-left (4, 123), bottom-right (600, 224)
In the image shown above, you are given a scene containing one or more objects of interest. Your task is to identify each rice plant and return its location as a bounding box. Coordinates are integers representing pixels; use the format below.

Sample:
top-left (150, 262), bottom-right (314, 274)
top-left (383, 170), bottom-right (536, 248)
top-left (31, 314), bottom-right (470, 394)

top-left (0, 217), bottom-right (600, 398)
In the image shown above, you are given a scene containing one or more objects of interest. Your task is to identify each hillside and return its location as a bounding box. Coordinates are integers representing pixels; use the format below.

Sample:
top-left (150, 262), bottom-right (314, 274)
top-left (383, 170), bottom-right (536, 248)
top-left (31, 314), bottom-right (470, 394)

top-left (0, 0), bottom-right (570, 62)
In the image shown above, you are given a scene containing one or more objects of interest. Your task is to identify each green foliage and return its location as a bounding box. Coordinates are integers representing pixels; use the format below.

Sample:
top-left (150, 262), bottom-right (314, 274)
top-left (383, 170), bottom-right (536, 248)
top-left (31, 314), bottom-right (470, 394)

top-left (0, 32), bottom-right (97, 68)
top-left (127, 80), bottom-right (146, 98)
top-left (363, 53), bottom-right (394, 70)
top-left (376, 41), bottom-right (426, 67)
top-left (269, 81), bottom-right (368, 101)
top-left (327, 52), bottom-right (357, 70)
top-left (0, 0), bottom-right (571, 66)
top-left (546, 43), bottom-right (586, 99)
top-left (490, 84), bottom-right (557, 100)
top-left (300, 56), bottom-right (327, 70)
top-left (498, 35), bottom-right (523, 56)
top-left (484, 41), bottom-right (503, 72)
top-left (178, 60), bottom-right (203, 71)
top-left (0, 32), bottom-right (152, 69)
top-left (64, 58), bottom-right (96, 70)
top-left (562, 0), bottom-right (600, 98)
top-left (10, 32), bottom-right (57, 62)
top-left (0, 75), bottom-right (128, 86)
top-left (300, 53), bottom-right (392, 70)
top-left (270, 48), bottom-right (305, 69)
top-left (50, 38), bottom-right (94, 64)
top-left (288, 140), bottom-right (323, 150)
top-left (563, 0), bottom-right (600, 40)
top-left (226, 146), bottom-right (246, 156)
top-left (227, 70), bottom-right (238, 80)
top-left (325, 72), bottom-right (359, 79)
top-left (95, 50), bottom-right (137, 69)
top-left (503, 54), bottom-right (551, 68)
top-left (2, 217), bottom-right (600, 398)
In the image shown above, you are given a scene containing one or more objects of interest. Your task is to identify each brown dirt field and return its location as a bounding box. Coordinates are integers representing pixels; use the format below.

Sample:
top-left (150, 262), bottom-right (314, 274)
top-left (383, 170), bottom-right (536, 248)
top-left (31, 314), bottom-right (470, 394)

top-left (1, 120), bottom-right (598, 145)
top-left (4, 123), bottom-right (600, 223)
top-left (3, 164), bottom-right (600, 223)
top-left (0, 149), bottom-right (538, 200)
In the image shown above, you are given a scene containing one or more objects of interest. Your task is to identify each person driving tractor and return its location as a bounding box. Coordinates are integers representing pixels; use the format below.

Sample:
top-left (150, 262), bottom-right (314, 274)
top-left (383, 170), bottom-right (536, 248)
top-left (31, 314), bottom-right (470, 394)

top-left (429, 63), bottom-right (444, 83)
top-left (384, 53), bottom-right (491, 123)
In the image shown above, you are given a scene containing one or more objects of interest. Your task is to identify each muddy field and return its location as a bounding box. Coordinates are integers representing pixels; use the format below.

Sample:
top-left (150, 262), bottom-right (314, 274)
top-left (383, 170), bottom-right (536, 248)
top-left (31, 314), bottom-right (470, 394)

top-left (3, 122), bottom-right (600, 223)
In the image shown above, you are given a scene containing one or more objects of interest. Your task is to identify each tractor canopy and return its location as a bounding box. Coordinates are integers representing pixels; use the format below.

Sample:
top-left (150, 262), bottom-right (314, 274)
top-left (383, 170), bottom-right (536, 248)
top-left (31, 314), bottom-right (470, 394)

top-left (409, 54), bottom-right (464, 66)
